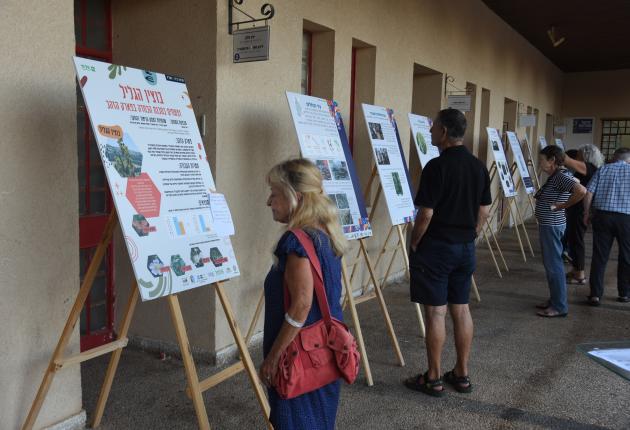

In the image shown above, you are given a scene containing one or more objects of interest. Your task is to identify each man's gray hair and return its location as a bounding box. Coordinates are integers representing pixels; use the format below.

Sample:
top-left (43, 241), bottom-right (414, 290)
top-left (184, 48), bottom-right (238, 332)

top-left (579, 144), bottom-right (605, 168)
top-left (613, 147), bottom-right (630, 162)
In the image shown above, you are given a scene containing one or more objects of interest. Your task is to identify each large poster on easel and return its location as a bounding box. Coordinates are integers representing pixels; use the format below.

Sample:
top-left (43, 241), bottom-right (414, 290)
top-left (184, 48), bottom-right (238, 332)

top-left (487, 128), bottom-right (517, 197)
top-left (361, 104), bottom-right (415, 225)
top-left (506, 131), bottom-right (535, 194)
top-left (554, 138), bottom-right (565, 150)
top-left (408, 113), bottom-right (439, 168)
top-left (286, 92), bottom-right (372, 239)
top-left (74, 57), bottom-right (239, 301)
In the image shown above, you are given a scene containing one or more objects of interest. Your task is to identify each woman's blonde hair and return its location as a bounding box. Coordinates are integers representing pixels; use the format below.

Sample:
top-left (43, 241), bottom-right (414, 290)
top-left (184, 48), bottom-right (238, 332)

top-left (267, 158), bottom-right (347, 256)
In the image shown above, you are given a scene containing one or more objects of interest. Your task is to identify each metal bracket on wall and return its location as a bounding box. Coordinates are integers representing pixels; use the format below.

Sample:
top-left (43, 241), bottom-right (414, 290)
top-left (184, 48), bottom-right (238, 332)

top-left (444, 74), bottom-right (471, 97)
top-left (228, 0), bottom-right (275, 34)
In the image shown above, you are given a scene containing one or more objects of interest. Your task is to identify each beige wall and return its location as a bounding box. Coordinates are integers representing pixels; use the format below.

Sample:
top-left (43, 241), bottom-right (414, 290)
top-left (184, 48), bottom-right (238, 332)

top-left (111, 0), bottom-right (219, 355)
top-left (562, 69), bottom-right (630, 150)
top-left (211, 0), bottom-right (563, 350)
top-left (0, 1), bottom-right (83, 428)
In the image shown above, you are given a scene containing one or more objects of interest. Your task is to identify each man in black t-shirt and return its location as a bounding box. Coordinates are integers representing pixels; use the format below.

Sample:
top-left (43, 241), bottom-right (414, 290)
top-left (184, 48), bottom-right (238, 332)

top-left (404, 109), bottom-right (491, 397)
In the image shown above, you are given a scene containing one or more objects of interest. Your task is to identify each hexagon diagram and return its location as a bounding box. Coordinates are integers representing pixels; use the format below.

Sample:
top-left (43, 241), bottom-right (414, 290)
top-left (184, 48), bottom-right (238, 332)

top-left (126, 172), bottom-right (161, 218)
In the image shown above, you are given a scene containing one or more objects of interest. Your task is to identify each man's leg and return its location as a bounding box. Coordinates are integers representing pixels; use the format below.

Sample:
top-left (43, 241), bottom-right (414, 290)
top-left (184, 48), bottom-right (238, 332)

top-left (449, 303), bottom-right (473, 378)
top-left (424, 304), bottom-right (447, 381)
top-left (590, 212), bottom-right (615, 299)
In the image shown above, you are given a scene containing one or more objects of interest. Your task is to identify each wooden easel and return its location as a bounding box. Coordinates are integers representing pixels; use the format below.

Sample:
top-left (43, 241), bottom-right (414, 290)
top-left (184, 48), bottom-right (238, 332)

top-left (22, 212), bottom-right (271, 430)
top-left (345, 166), bottom-right (425, 327)
top-left (486, 161), bottom-right (533, 262)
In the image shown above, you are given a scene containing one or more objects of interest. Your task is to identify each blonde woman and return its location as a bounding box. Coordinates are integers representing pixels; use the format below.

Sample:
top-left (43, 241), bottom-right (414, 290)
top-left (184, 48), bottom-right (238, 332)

top-left (259, 158), bottom-right (347, 430)
top-left (563, 144), bottom-right (605, 284)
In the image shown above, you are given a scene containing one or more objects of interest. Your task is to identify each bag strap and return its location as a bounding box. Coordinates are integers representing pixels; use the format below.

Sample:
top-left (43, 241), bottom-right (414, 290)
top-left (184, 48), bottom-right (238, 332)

top-left (283, 228), bottom-right (332, 326)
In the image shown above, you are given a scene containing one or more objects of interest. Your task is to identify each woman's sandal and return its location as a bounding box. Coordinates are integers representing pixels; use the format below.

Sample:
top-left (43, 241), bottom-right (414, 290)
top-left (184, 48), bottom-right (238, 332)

top-left (404, 372), bottom-right (446, 397)
top-left (566, 273), bottom-right (586, 285)
top-left (443, 370), bottom-right (473, 393)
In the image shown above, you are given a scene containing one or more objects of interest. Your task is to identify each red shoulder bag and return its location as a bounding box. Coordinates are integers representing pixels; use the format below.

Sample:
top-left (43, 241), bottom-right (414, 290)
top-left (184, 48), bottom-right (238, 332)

top-left (274, 229), bottom-right (360, 399)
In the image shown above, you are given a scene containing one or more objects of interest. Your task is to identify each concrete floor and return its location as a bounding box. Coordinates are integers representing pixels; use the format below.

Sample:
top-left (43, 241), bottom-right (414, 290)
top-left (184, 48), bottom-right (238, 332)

top-left (81, 222), bottom-right (630, 429)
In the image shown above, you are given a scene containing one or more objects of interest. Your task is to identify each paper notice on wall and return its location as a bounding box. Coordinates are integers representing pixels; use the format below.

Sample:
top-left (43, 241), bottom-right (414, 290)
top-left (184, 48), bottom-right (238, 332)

top-left (362, 103), bottom-right (416, 225)
top-left (408, 113), bottom-right (439, 168)
top-left (486, 128), bottom-right (517, 198)
top-left (286, 92), bottom-right (372, 240)
top-left (209, 193), bottom-right (235, 237)
top-left (506, 132), bottom-right (535, 194)
top-left (74, 57), bottom-right (240, 301)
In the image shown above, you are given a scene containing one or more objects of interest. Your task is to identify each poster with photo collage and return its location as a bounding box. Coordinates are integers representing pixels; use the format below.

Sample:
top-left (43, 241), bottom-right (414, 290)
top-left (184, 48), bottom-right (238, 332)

top-left (486, 127), bottom-right (517, 198)
top-left (362, 104), bottom-right (416, 225)
top-left (506, 131), bottom-right (535, 194)
top-left (286, 92), bottom-right (372, 240)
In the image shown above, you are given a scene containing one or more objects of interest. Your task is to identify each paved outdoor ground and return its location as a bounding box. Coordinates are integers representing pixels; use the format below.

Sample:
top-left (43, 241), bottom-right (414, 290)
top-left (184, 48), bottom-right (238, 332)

top-left (82, 222), bottom-right (630, 429)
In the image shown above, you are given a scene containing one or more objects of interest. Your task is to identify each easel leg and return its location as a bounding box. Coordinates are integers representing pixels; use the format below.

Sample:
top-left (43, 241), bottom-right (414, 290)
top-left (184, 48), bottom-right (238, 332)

top-left (486, 217), bottom-right (509, 272)
top-left (359, 239), bottom-right (405, 367)
top-left (513, 197), bottom-right (535, 257)
top-left (471, 276), bottom-right (481, 303)
top-left (245, 289), bottom-right (265, 344)
top-left (22, 212), bottom-right (118, 430)
top-left (481, 228), bottom-right (502, 278)
top-left (395, 225), bottom-right (425, 338)
top-left (214, 284), bottom-right (272, 429)
top-left (341, 262), bottom-right (373, 386)
top-left (167, 295), bottom-right (211, 430)
top-left (508, 200), bottom-right (527, 262)
top-left (91, 284), bottom-right (140, 428)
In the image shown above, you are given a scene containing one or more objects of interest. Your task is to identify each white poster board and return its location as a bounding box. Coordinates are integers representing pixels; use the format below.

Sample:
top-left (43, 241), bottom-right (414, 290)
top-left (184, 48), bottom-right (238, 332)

top-left (539, 136), bottom-right (548, 149)
top-left (554, 138), bottom-right (566, 150)
top-left (361, 104), bottom-right (416, 225)
top-left (74, 57), bottom-right (239, 301)
top-left (486, 128), bottom-right (517, 197)
top-left (286, 92), bottom-right (372, 240)
top-left (408, 113), bottom-right (439, 168)
top-left (506, 132), bottom-right (535, 194)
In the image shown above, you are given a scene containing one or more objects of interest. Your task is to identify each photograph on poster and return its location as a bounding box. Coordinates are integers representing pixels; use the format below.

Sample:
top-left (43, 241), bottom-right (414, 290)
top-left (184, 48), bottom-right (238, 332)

top-left (190, 247), bottom-right (204, 268)
top-left (375, 147), bottom-right (391, 165)
top-left (369, 122), bottom-right (385, 140)
top-left (74, 57), bottom-right (239, 301)
top-left (331, 160), bottom-right (350, 180)
top-left (147, 255), bottom-right (164, 278)
top-left (132, 214), bottom-right (150, 237)
top-left (316, 159), bottom-right (333, 180)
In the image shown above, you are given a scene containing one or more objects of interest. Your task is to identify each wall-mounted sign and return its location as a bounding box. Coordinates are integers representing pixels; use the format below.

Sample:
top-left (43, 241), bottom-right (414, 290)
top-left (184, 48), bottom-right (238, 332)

top-left (233, 26), bottom-right (270, 63)
top-left (572, 118), bottom-right (593, 134)
top-left (519, 114), bottom-right (536, 128)
top-left (554, 125), bottom-right (566, 135)
top-left (447, 95), bottom-right (472, 112)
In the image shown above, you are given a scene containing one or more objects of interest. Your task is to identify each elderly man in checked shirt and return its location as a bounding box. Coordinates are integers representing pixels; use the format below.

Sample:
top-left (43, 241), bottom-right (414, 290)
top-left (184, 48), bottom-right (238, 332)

top-left (583, 147), bottom-right (630, 305)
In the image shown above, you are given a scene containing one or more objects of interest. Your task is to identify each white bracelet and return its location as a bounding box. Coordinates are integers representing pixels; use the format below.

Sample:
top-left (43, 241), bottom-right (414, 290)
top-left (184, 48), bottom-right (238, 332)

top-left (284, 313), bottom-right (304, 328)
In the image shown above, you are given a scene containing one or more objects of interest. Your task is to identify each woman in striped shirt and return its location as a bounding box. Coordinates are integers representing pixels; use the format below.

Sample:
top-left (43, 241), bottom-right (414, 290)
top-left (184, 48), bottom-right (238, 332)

top-left (534, 146), bottom-right (587, 317)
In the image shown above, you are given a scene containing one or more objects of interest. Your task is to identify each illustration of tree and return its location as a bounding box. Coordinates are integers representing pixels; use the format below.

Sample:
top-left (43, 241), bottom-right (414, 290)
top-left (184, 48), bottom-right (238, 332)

top-left (114, 138), bottom-right (138, 177)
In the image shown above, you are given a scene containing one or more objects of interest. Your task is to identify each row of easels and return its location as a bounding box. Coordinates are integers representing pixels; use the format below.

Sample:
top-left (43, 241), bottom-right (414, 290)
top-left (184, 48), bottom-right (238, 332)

top-left (22, 212), bottom-right (272, 430)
